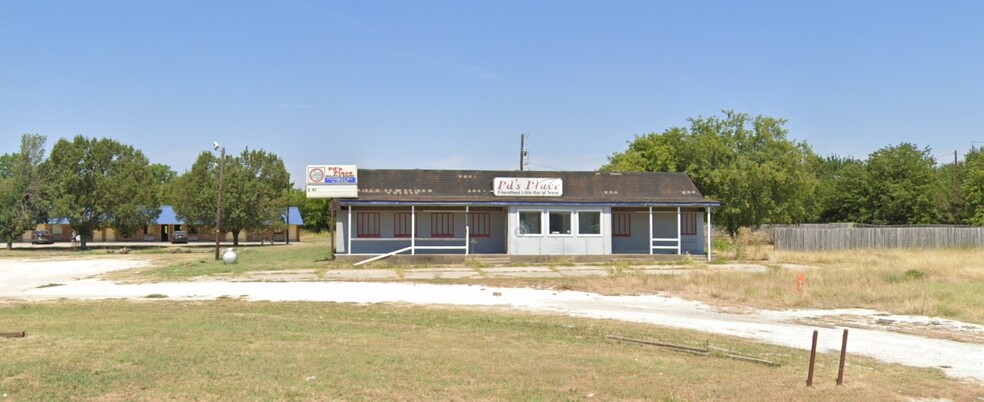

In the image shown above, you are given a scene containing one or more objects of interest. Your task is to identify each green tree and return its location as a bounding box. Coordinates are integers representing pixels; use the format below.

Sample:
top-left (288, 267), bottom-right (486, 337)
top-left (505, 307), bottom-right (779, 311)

top-left (171, 148), bottom-right (290, 246)
top-left (0, 153), bottom-right (15, 178)
top-left (962, 148), bottom-right (984, 225)
top-left (603, 111), bottom-right (817, 235)
top-left (148, 163), bottom-right (177, 185)
top-left (811, 155), bottom-right (867, 223)
top-left (46, 136), bottom-right (160, 249)
top-left (935, 160), bottom-right (966, 225)
top-left (149, 163), bottom-right (179, 205)
top-left (601, 127), bottom-right (686, 173)
top-left (290, 188), bottom-right (332, 232)
top-left (222, 148), bottom-right (290, 244)
top-left (0, 134), bottom-right (51, 249)
top-left (169, 152), bottom-right (220, 234)
top-left (864, 143), bottom-right (938, 224)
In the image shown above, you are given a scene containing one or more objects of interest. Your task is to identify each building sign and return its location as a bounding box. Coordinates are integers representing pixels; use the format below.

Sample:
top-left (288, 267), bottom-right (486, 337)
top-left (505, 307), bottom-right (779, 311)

top-left (306, 165), bottom-right (358, 198)
top-left (492, 177), bottom-right (563, 197)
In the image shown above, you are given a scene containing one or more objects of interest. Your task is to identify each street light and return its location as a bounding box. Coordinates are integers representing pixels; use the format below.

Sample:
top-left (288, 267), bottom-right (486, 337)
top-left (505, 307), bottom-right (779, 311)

top-left (213, 142), bottom-right (225, 261)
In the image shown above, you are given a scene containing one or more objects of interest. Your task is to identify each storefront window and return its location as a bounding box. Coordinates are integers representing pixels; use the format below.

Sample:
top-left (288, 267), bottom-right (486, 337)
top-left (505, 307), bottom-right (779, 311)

top-left (549, 211), bottom-right (572, 235)
top-left (518, 211), bottom-right (542, 235)
top-left (578, 211), bottom-right (601, 235)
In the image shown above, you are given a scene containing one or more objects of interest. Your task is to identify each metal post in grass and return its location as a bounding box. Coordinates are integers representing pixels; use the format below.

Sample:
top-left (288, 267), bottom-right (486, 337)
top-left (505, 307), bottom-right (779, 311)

top-left (836, 329), bottom-right (849, 385)
top-left (806, 330), bottom-right (818, 387)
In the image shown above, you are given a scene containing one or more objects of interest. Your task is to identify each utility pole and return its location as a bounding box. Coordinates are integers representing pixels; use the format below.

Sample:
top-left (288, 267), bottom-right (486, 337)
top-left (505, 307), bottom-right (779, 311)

top-left (519, 134), bottom-right (528, 171)
top-left (213, 143), bottom-right (225, 261)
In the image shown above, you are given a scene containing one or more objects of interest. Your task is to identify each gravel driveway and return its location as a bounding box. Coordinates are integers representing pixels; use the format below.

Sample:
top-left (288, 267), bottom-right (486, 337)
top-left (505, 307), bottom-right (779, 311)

top-left (2, 258), bottom-right (983, 384)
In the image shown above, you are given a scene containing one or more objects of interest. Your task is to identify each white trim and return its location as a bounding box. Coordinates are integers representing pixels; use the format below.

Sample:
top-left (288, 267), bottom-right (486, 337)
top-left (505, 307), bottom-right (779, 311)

top-left (411, 205), bottom-right (416, 255)
top-left (465, 205), bottom-right (470, 255)
top-left (676, 206), bottom-right (681, 255)
top-left (648, 206), bottom-right (653, 255)
top-left (706, 207), bottom-right (712, 261)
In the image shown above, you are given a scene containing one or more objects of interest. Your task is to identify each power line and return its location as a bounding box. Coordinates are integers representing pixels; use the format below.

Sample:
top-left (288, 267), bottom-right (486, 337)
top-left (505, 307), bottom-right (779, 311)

top-left (527, 161), bottom-right (567, 171)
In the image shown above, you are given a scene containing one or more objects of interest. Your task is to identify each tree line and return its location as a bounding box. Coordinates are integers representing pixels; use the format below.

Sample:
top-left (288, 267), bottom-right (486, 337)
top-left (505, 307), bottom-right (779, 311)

top-left (0, 134), bottom-right (296, 249)
top-left (603, 111), bottom-right (981, 235)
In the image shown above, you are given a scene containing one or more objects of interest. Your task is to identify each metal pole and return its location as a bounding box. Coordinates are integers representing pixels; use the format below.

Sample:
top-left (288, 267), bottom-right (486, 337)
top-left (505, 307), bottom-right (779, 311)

top-left (807, 330), bottom-right (818, 387)
top-left (519, 134), bottom-right (525, 171)
top-left (330, 198), bottom-right (336, 260)
top-left (836, 329), bottom-right (849, 385)
top-left (285, 206), bottom-right (290, 245)
top-left (706, 207), bottom-right (712, 261)
top-left (411, 205), bottom-right (416, 255)
top-left (214, 147), bottom-right (224, 261)
top-left (346, 205), bottom-right (355, 254)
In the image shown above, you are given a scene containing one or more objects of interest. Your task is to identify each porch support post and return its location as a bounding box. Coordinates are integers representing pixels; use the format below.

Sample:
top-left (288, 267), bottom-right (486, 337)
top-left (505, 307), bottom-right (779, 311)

top-left (676, 207), bottom-right (682, 255)
top-left (465, 206), bottom-right (470, 255)
top-left (347, 205), bottom-right (352, 255)
top-left (411, 205), bottom-right (416, 255)
top-left (706, 206), bottom-right (712, 262)
top-left (648, 206), bottom-right (653, 255)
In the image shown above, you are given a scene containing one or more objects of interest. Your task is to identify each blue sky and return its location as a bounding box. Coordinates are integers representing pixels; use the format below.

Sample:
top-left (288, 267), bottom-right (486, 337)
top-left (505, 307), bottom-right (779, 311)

top-left (2, 1), bottom-right (982, 184)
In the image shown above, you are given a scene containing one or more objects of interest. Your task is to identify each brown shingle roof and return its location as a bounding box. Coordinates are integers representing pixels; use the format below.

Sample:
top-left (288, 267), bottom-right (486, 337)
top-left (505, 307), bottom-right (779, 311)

top-left (341, 170), bottom-right (718, 206)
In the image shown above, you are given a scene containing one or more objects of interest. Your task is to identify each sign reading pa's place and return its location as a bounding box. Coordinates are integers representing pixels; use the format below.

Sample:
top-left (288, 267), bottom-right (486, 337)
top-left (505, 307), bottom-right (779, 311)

top-left (306, 165), bottom-right (358, 198)
top-left (492, 177), bottom-right (563, 197)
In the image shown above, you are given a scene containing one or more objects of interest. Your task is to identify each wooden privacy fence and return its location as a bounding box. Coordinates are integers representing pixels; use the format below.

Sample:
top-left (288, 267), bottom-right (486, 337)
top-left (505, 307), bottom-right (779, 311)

top-left (773, 226), bottom-right (984, 251)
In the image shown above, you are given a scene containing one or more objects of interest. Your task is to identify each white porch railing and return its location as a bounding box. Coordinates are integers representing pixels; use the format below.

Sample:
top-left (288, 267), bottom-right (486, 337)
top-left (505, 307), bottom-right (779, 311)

top-left (352, 227), bottom-right (470, 266)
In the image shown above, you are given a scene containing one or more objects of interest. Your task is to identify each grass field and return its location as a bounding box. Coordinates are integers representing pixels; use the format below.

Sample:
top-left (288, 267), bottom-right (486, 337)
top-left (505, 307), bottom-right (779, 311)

top-left (1, 301), bottom-right (980, 401)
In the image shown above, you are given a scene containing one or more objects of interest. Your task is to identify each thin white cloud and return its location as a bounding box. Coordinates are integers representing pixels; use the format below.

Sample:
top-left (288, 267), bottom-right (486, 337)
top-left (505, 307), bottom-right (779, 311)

top-left (404, 53), bottom-right (506, 83)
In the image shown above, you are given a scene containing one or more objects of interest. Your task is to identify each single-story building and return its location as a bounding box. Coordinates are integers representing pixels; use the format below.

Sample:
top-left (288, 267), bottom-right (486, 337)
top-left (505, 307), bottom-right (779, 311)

top-left (23, 206), bottom-right (304, 243)
top-left (333, 170), bottom-right (719, 260)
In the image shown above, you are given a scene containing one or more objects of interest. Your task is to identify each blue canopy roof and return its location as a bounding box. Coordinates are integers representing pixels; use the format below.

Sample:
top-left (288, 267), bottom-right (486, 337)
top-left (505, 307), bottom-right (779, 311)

top-left (281, 207), bottom-right (304, 225)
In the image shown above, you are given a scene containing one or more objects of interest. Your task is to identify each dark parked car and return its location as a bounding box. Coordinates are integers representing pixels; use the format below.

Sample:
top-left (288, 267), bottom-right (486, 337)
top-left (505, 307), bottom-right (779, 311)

top-left (171, 230), bottom-right (189, 244)
top-left (31, 230), bottom-right (54, 244)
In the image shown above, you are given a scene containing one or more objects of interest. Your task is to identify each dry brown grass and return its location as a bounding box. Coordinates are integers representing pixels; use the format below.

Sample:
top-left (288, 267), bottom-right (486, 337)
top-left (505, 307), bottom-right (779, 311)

top-left (451, 247), bottom-right (984, 326)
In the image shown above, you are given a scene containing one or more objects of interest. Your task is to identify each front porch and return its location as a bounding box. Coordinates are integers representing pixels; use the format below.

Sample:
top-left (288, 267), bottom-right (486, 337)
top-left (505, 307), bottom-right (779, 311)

top-left (333, 253), bottom-right (700, 266)
top-left (335, 203), bottom-right (714, 263)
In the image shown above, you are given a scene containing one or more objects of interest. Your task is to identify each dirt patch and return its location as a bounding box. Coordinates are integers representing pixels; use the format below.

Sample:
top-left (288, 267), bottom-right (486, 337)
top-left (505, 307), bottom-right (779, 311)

top-left (796, 313), bottom-right (984, 345)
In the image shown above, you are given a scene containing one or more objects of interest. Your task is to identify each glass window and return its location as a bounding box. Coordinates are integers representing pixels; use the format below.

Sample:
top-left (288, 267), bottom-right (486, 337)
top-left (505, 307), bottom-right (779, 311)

top-left (469, 212), bottom-right (490, 237)
top-left (578, 211), bottom-right (601, 235)
top-left (681, 213), bottom-right (698, 235)
top-left (549, 211), bottom-right (572, 235)
top-left (613, 212), bottom-right (631, 237)
top-left (518, 211), bottom-right (542, 235)
top-left (394, 212), bottom-right (412, 238)
top-left (431, 212), bottom-right (454, 238)
top-left (356, 212), bottom-right (380, 237)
